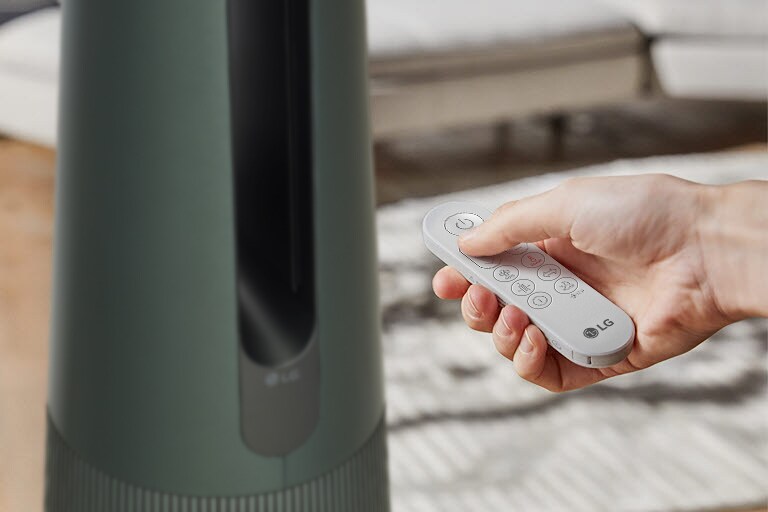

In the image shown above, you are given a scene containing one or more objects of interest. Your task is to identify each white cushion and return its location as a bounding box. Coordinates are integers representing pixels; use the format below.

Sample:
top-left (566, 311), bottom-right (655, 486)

top-left (597, 0), bottom-right (768, 37)
top-left (653, 39), bottom-right (768, 100)
top-left (0, 6), bottom-right (59, 80)
top-left (367, 0), bottom-right (631, 58)
top-left (0, 7), bottom-right (59, 146)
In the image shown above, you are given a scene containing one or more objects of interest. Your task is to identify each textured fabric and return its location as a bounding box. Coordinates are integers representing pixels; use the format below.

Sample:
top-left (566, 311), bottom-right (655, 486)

top-left (379, 152), bottom-right (768, 512)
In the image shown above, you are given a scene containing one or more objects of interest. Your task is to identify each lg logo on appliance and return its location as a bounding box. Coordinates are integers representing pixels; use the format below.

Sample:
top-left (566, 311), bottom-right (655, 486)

top-left (583, 319), bottom-right (614, 338)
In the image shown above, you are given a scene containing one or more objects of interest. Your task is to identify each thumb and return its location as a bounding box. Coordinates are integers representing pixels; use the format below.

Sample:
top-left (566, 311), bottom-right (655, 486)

top-left (458, 188), bottom-right (574, 256)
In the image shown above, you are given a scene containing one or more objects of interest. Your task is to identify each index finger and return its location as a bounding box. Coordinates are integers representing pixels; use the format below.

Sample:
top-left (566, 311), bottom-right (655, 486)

top-left (458, 187), bottom-right (575, 257)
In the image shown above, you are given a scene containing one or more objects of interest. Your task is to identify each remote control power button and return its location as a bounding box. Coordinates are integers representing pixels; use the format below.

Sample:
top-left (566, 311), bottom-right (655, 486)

top-left (537, 264), bottom-right (561, 281)
top-left (521, 252), bottom-right (546, 268)
top-left (509, 243), bottom-right (528, 255)
top-left (444, 213), bottom-right (484, 236)
top-left (493, 265), bottom-right (519, 282)
top-left (511, 279), bottom-right (535, 296)
top-left (554, 277), bottom-right (579, 294)
top-left (528, 292), bottom-right (552, 309)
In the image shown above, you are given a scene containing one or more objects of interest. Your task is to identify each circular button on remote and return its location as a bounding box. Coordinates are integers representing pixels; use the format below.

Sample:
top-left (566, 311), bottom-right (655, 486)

top-left (554, 277), bottom-right (579, 294)
top-left (528, 292), bottom-right (552, 309)
top-left (521, 252), bottom-right (546, 268)
top-left (511, 279), bottom-right (535, 296)
top-left (461, 250), bottom-right (500, 269)
top-left (509, 243), bottom-right (528, 255)
top-left (493, 265), bottom-right (519, 282)
top-left (537, 264), bottom-right (561, 281)
top-left (444, 213), bottom-right (484, 236)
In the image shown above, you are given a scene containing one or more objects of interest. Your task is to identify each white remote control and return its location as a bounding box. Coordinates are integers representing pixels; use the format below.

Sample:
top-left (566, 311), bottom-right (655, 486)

top-left (423, 201), bottom-right (635, 368)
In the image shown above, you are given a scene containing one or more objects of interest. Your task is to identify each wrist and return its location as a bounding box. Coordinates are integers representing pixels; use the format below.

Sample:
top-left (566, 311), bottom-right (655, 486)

top-left (696, 180), bottom-right (768, 319)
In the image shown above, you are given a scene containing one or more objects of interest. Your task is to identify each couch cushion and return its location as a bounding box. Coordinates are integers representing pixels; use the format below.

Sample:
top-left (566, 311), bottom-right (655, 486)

top-left (367, 0), bottom-right (632, 59)
top-left (0, 7), bottom-right (60, 145)
top-left (597, 0), bottom-right (768, 37)
top-left (0, 6), bottom-right (59, 80)
top-left (653, 39), bottom-right (768, 100)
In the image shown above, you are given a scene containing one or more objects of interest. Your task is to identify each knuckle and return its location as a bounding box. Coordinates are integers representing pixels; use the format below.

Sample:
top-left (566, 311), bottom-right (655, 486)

top-left (499, 227), bottom-right (520, 248)
top-left (519, 368), bottom-right (563, 392)
top-left (543, 382), bottom-right (567, 393)
top-left (492, 332), bottom-right (515, 359)
top-left (495, 200), bottom-right (518, 214)
top-left (563, 175), bottom-right (603, 196)
top-left (467, 320), bottom-right (492, 333)
top-left (560, 176), bottom-right (586, 192)
top-left (516, 364), bottom-right (539, 382)
top-left (461, 300), bottom-right (489, 332)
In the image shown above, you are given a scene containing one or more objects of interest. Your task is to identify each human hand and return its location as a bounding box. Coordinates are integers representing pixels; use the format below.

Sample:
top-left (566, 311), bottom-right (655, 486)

top-left (433, 175), bottom-right (766, 392)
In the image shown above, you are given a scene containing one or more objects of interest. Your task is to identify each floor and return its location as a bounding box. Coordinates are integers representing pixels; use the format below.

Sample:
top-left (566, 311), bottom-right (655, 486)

top-left (0, 140), bottom-right (54, 512)
top-left (0, 98), bottom-right (765, 511)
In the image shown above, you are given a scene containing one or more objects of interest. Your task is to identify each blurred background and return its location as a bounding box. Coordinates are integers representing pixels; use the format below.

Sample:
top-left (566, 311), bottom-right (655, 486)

top-left (0, 0), bottom-right (766, 511)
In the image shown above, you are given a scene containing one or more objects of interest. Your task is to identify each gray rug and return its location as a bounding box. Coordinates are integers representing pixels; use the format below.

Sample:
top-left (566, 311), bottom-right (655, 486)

top-left (378, 152), bottom-right (768, 512)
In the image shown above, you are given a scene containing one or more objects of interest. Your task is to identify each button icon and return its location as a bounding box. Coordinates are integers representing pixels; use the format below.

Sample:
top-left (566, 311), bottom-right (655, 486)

top-left (456, 218), bottom-right (474, 229)
top-left (509, 243), bottom-right (528, 255)
top-left (527, 292), bottom-right (552, 309)
top-left (554, 277), bottom-right (578, 294)
top-left (493, 265), bottom-right (519, 282)
top-left (444, 213), bottom-right (484, 236)
top-left (511, 279), bottom-right (535, 296)
top-left (521, 252), bottom-right (545, 268)
top-left (537, 264), bottom-right (561, 281)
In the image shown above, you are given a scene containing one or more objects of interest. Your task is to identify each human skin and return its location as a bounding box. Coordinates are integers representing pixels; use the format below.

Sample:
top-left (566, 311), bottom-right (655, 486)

top-left (432, 175), bottom-right (768, 392)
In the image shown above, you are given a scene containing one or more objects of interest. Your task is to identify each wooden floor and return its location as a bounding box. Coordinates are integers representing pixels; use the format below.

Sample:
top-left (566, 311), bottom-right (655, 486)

top-left (0, 140), bottom-right (54, 512)
top-left (0, 98), bottom-right (765, 511)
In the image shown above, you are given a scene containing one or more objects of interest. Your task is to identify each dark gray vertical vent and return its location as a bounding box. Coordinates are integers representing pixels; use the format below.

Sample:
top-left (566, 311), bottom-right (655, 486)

top-left (227, 0), bottom-right (322, 457)
top-left (227, 0), bottom-right (316, 367)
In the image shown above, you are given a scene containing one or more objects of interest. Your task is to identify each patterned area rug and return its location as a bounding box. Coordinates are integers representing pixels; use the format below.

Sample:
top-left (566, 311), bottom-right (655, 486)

top-left (379, 152), bottom-right (768, 512)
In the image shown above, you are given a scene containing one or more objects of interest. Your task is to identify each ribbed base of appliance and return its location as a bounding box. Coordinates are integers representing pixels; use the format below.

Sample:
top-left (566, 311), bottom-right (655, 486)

top-left (45, 415), bottom-right (389, 512)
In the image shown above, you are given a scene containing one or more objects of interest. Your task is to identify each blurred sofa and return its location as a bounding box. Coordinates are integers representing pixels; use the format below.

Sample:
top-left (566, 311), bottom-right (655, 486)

top-left (367, 0), bottom-right (647, 137)
top-left (0, 0), bottom-right (765, 146)
top-left (368, 0), bottom-right (767, 136)
top-left (600, 0), bottom-right (768, 99)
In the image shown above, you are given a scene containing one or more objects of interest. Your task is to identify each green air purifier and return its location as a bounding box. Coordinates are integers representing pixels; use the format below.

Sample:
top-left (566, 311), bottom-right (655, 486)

top-left (45, 0), bottom-right (389, 510)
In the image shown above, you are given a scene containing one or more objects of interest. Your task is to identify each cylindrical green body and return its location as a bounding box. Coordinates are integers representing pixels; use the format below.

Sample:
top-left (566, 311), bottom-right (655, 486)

top-left (46, 0), bottom-right (388, 509)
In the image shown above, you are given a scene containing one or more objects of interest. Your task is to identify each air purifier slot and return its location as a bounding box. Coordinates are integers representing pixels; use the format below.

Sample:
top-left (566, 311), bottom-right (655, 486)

top-left (228, 0), bottom-right (321, 456)
top-left (227, 0), bottom-right (315, 368)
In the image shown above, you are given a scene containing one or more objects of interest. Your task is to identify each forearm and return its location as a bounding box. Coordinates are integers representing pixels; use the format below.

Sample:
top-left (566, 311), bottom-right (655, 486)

top-left (697, 180), bottom-right (768, 319)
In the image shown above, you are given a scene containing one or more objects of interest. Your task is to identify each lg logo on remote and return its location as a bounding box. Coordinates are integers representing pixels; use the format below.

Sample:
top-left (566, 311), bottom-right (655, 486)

top-left (583, 319), bottom-right (614, 338)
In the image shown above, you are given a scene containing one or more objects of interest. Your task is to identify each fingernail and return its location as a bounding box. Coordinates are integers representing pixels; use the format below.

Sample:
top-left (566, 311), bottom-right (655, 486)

top-left (466, 287), bottom-right (482, 319)
top-left (520, 326), bottom-right (535, 354)
top-left (499, 307), bottom-right (514, 336)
